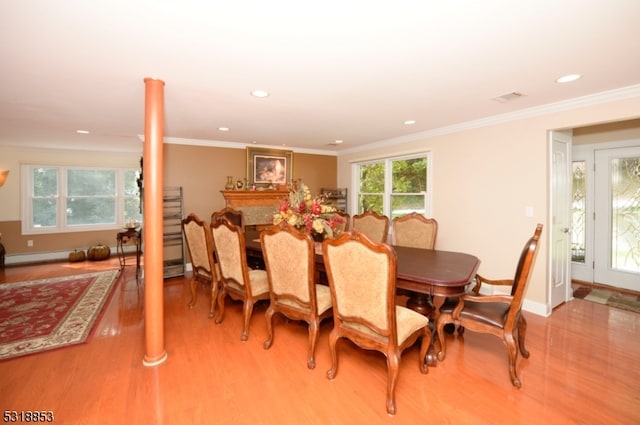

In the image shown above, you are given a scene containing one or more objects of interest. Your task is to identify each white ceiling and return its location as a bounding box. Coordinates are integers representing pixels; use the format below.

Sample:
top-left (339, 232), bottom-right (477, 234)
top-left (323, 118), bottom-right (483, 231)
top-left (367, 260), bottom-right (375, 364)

top-left (1, 0), bottom-right (639, 154)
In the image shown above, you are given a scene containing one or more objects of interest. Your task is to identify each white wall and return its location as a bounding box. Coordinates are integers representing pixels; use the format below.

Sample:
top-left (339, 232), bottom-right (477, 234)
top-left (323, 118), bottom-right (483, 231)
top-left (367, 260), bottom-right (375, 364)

top-left (337, 91), bottom-right (640, 316)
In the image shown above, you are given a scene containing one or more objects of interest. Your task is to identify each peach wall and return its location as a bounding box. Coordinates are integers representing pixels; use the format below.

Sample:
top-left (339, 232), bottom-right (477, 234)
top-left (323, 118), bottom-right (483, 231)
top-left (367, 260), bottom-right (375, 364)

top-left (163, 143), bottom-right (337, 224)
top-left (0, 143), bottom-right (336, 258)
top-left (337, 95), bottom-right (640, 315)
top-left (0, 146), bottom-right (141, 256)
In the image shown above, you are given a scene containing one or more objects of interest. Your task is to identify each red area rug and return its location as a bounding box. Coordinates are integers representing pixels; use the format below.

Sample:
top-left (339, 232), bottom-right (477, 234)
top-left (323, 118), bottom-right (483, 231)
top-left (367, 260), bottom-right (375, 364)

top-left (0, 269), bottom-right (120, 361)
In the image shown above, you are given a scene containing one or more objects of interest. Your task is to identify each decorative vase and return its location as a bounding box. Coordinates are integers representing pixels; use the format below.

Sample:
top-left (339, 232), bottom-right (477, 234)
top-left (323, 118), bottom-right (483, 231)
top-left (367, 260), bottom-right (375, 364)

top-left (312, 232), bottom-right (325, 243)
top-left (225, 176), bottom-right (234, 190)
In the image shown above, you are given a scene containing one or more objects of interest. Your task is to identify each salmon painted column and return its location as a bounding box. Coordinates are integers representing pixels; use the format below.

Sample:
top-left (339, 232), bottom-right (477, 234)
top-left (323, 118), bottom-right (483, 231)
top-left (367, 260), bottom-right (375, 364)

top-left (142, 77), bottom-right (168, 366)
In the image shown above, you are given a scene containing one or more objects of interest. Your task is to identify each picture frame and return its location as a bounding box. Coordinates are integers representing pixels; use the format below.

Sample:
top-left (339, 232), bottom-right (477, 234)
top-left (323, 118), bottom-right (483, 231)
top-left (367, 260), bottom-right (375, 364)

top-left (246, 147), bottom-right (293, 188)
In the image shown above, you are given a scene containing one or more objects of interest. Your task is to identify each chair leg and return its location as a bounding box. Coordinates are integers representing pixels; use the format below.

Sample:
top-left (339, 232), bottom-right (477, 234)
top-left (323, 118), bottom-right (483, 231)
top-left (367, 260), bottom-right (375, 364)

top-left (214, 287), bottom-right (227, 324)
top-left (208, 281), bottom-right (219, 319)
top-left (326, 329), bottom-right (340, 380)
top-left (241, 299), bottom-right (255, 341)
top-left (504, 331), bottom-right (521, 388)
top-left (517, 315), bottom-right (529, 358)
top-left (385, 352), bottom-right (401, 415)
top-left (188, 276), bottom-right (198, 308)
top-left (307, 318), bottom-right (320, 369)
top-left (263, 306), bottom-right (276, 350)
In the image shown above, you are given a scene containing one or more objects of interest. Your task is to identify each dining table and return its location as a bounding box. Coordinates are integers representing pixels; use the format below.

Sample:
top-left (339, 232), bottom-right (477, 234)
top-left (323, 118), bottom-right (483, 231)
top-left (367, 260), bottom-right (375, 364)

top-left (243, 230), bottom-right (481, 365)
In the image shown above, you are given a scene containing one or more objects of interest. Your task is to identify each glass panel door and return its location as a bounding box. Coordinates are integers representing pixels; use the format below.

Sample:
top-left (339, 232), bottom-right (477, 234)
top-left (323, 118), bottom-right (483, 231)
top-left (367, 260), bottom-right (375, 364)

top-left (594, 147), bottom-right (640, 291)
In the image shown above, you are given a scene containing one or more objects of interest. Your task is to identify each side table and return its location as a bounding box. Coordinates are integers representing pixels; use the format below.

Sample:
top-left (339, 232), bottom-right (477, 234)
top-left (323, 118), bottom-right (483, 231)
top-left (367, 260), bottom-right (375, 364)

top-left (117, 228), bottom-right (142, 277)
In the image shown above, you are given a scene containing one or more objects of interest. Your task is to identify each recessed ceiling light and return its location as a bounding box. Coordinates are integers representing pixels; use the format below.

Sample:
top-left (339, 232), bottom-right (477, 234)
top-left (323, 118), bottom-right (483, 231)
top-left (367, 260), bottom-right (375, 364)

top-left (404, 120), bottom-right (416, 125)
top-left (251, 90), bottom-right (269, 98)
top-left (218, 127), bottom-right (229, 132)
top-left (76, 130), bottom-right (90, 134)
top-left (334, 140), bottom-right (343, 144)
top-left (556, 74), bottom-right (581, 83)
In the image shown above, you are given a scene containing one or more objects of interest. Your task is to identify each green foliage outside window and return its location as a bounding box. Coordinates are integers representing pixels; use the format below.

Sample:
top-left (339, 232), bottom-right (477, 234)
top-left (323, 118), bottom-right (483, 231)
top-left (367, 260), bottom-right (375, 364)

top-left (357, 156), bottom-right (428, 216)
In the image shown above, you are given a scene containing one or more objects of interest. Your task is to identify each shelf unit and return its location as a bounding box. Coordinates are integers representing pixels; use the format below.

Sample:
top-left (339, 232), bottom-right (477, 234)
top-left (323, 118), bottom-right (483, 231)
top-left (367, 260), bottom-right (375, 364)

top-left (163, 186), bottom-right (185, 278)
top-left (320, 188), bottom-right (348, 212)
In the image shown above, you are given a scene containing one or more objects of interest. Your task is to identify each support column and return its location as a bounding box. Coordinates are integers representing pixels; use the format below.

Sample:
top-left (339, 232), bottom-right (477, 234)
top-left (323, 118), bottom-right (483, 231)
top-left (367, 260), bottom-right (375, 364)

top-left (142, 77), bottom-right (168, 367)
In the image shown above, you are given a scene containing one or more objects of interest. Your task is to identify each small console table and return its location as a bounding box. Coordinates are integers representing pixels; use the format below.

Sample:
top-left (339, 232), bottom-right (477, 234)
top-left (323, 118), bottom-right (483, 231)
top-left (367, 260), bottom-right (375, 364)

top-left (116, 228), bottom-right (142, 277)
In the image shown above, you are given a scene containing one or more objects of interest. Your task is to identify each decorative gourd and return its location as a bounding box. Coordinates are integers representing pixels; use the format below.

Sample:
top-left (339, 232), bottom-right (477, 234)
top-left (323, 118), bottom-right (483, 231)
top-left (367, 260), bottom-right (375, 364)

top-left (87, 244), bottom-right (111, 261)
top-left (68, 249), bottom-right (86, 262)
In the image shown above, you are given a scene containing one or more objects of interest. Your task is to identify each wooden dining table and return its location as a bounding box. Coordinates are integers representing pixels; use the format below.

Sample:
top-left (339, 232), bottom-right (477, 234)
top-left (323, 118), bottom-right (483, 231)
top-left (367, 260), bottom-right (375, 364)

top-left (243, 230), bottom-right (481, 365)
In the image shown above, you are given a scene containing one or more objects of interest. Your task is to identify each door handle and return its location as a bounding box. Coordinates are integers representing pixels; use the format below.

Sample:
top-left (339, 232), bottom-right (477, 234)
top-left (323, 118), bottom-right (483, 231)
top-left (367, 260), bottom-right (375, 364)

top-left (561, 227), bottom-right (570, 234)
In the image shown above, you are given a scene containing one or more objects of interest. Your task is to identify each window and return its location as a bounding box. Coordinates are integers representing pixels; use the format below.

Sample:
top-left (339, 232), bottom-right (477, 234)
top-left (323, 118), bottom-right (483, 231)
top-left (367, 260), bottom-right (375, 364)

top-left (21, 165), bottom-right (142, 234)
top-left (355, 153), bottom-right (431, 218)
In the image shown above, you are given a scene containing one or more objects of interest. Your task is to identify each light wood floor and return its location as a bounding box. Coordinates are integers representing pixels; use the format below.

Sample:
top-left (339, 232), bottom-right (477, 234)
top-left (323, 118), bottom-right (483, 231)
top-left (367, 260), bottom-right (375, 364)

top-left (1, 259), bottom-right (638, 424)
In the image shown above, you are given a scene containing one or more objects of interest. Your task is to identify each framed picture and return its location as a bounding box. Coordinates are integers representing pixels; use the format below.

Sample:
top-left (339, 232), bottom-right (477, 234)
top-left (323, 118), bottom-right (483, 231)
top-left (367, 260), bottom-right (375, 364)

top-left (246, 147), bottom-right (293, 187)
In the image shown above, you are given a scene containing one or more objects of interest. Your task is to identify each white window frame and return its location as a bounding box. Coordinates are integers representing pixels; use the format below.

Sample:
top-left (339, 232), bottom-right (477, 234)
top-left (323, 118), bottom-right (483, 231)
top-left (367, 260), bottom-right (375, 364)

top-left (21, 164), bottom-right (139, 235)
top-left (352, 152), bottom-right (432, 218)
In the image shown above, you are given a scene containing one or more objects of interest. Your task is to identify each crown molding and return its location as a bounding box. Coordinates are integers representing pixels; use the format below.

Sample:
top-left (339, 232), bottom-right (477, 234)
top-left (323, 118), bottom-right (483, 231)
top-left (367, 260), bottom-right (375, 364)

top-left (340, 84), bottom-right (640, 155)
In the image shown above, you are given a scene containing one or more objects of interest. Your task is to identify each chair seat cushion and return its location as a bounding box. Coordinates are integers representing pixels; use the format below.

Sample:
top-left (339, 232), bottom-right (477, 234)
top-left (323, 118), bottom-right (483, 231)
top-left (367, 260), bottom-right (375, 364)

top-left (395, 306), bottom-right (429, 345)
top-left (458, 301), bottom-right (509, 328)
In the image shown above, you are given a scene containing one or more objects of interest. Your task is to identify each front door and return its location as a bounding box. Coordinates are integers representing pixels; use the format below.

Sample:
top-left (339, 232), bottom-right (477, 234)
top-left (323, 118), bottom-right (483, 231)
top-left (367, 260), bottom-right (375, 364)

top-left (593, 146), bottom-right (640, 291)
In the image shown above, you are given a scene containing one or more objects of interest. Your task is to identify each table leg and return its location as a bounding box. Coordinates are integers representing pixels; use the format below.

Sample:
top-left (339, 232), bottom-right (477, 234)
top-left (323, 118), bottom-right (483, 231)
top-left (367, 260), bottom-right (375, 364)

top-left (406, 294), bottom-right (447, 367)
top-left (116, 237), bottom-right (126, 269)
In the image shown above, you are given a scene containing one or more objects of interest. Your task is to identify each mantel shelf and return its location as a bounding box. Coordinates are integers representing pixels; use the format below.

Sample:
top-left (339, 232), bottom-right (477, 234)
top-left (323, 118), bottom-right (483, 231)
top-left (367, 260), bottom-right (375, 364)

top-left (220, 190), bottom-right (290, 229)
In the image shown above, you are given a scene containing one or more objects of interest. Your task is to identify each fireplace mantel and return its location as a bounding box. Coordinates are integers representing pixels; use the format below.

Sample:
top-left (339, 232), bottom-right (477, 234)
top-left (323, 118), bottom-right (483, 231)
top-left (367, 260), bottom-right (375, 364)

top-left (221, 190), bottom-right (289, 229)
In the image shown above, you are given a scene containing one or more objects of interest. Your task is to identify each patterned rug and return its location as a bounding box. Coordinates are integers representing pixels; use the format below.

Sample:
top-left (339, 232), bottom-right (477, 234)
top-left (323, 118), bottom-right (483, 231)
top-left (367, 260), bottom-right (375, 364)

top-left (573, 286), bottom-right (640, 314)
top-left (0, 269), bottom-right (120, 361)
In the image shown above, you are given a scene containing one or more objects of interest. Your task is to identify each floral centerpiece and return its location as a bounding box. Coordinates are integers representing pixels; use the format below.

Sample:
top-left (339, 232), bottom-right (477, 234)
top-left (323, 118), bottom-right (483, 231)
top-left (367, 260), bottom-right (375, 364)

top-left (273, 182), bottom-right (345, 240)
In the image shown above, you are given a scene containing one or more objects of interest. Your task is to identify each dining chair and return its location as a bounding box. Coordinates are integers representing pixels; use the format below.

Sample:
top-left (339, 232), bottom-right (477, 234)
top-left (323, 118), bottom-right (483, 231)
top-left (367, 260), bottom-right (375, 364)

top-left (211, 206), bottom-right (245, 231)
top-left (435, 223), bottom-right (543, 388)
top-left (260, 223), bottom-right (333, 369)
top-left (335, 211), bottom-right (350, 231)
top-left (181, 213), bottom-right (219, 318)
top-left (351, 210), bottom-right (389, 243)
top-left (322, 231), bottom-right (431, 415)
top-left (392, 213), bottom-right (438, 249)
top-left (210, 219), bottom-right (269, 341)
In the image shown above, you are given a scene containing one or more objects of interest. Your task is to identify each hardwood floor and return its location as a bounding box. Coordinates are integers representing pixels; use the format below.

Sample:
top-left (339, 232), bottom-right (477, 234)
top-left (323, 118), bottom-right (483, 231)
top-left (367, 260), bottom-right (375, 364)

top-left (1, 260), bottom-right (639, 424)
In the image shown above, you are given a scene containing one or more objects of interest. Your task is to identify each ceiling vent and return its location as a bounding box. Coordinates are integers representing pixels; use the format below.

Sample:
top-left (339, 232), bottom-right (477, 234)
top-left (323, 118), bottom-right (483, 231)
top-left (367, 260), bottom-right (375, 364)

top-left (492, 91), bottom-right (526, 103)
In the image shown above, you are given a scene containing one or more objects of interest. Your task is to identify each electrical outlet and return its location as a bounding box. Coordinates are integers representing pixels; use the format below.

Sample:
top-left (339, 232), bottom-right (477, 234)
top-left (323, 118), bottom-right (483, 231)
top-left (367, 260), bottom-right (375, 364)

top-left (27, 240), bottom-right (33, 247)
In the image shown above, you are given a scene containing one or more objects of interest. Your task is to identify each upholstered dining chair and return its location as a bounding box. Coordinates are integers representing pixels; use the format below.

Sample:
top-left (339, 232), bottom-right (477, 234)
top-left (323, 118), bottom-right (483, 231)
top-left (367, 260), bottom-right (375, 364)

top-left (260, 223), bottom-right (333, 369)
top-left (335, 211), bottom-right (351, 231)
top-left (436, 223), bottom-right (543, 388)
top-left (211, 206), bottom-right (245, 231)
top-left (351, 210), bottom-right (390, 243)
top-left (392, 213), bottom-right (438, 249)
top-left (210, 219), bottom-right (269, 341)
top-left (181, 213), bottom-right (219, 318)
top-left (322, 231), bottom-right (431, 415)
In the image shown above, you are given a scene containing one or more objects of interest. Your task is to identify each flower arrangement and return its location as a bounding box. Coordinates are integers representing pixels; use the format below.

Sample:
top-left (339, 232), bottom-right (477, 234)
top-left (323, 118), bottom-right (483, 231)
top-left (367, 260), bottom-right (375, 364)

top-left (273, 182), bottom-right (345, 240)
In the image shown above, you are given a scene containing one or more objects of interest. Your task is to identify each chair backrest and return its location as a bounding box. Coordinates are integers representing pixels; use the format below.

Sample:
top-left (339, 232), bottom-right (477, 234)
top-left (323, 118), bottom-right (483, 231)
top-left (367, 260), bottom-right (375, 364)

top-left (392, 213), bottom-right (438, 249)
top-left (210, 219), bottom-right (250, 291)
top-left (261, 224), bottom-right (316, 311)
top-left (211, 207), bottom-right (245, 231)
top-left (182, 213), bottom-right (216, 280)
top-left (351, 211), bottom-right (390, 243)
top-left (509, 223), bottom-right (543, 310)
top-left (323, 231), bottom-right (397, 340)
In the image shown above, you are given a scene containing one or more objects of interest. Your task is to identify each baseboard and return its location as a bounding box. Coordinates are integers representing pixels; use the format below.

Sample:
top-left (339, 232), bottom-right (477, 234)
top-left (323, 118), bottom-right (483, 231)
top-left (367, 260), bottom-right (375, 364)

top-left (4, 244), bottom-right (136, 266)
